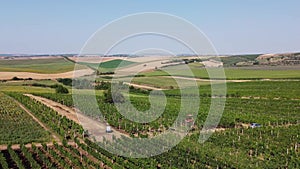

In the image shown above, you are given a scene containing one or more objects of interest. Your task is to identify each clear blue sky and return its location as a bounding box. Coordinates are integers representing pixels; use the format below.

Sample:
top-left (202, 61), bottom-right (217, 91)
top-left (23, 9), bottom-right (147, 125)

top-left (0, 0), bottom-right (299, 55)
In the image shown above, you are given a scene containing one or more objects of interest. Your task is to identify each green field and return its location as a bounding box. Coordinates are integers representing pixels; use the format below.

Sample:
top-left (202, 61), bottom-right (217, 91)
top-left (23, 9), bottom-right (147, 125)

top-left (0, 80), bottom-right (57, 93)
top-left (128, 76), bottom-right (212, 89)
top-left (1, 57), bottom-right (300, 168)
top-left (0, 58), bottom-right (86, 73)
top-left (0, 93), bottom-right (50, 144)
top-left (141, 64), bottom-right (300, 79)
top-left (165, 80), bottom-right (300, 99)
top-left (78, 59), bottom-right (136, 72)
top-left (26, 79), bottom-right (300, 168)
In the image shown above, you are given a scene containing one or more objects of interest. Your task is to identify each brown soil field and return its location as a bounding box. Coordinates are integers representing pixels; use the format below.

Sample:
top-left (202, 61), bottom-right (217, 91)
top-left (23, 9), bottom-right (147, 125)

top-left (0, 68), bottom-right (94, 80)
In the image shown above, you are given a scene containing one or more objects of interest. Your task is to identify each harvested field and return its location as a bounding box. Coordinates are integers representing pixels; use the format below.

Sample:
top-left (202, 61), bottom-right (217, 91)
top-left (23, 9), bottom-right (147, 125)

top-left (68, 56), bottom-right (125, 63)
top-left (0, 68), bottom-right (94, 80)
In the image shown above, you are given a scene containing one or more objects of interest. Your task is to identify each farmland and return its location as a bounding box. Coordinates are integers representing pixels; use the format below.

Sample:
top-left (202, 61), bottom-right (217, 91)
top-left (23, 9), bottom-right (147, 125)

top-left (1, 78), bottom-right (298, 168)
top-left (0, 93), bottom-right (50, 144)
top-left (141, 65), bottom-right (300, 80)
top-left (0, 58), bottom-right (86, 74)
top-left (0, 55), bottom-right (300, 168)
top-left (77, 59), bottom-right (136, 72)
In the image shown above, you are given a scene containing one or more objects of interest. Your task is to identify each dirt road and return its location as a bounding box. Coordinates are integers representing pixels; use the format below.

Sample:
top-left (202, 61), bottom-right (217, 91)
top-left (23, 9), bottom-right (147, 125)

top-left (123, 82), bottom-right (162, 90)
top-left (0, 142), bottom-right (76, 151)
top-left (25, 94), bottom-right (128, 142)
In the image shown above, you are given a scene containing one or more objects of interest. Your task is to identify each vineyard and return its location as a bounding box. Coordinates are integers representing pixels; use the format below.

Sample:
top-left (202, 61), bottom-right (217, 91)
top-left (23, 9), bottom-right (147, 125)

top-left (33, 91), bottom-right (300, 135)
top-left (0, 78), bottom-right (300, 168)
top-left (0, 93), bottom-right (50, 144)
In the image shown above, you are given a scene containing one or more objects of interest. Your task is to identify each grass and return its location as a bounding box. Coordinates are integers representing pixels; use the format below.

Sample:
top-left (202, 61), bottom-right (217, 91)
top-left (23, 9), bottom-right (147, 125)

top-left (0, 58), bottom-right (86, 73)
top-left (128, 76), bottom-right (212, 89)
top-left (0, 80), bottom-right (57, 93)
top-left (164, 80), bottom-right (300, 99)
top-left (141, 64), bottom-right (300, 79)
top-left (0, 79), bottom-right (106, 95)
top-left (0, 85), bottom-right (55, 93)
top-left (78, 59), bottom-right (136, 72)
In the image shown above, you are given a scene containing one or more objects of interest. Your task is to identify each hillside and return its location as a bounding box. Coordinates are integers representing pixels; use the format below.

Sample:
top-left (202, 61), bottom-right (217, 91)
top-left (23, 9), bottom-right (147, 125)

top-left (256, 52), bottom-right (300, 65)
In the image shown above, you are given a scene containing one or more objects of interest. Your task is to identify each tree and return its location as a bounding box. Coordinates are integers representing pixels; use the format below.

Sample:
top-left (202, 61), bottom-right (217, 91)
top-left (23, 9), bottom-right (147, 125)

top-left (55, 85), bottom-right (69, 94)
top-left (104, 87), bottom-right (125, 103)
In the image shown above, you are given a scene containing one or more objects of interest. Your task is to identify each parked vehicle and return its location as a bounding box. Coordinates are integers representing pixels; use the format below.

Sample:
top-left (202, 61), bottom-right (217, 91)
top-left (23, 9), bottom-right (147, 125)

top-left (106, 125), bottom-right (112, 133)
top-left (250, 123), bottom-right (261, 128)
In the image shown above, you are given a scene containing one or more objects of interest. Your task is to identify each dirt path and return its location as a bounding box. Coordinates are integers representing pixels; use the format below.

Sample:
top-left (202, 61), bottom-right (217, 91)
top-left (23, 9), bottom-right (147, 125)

top-left (123, 82), bottom-right (163, 90)
top-left (10, 97), bottom-right (61, 142)
top-left (24, 94), bottom-right (79, 122)
top-left (166, 76), bottom-right (251, 83)
top-left (0, 141), bottom-right (76, 151)
top-left (24, 94), bottom-right (128, 142)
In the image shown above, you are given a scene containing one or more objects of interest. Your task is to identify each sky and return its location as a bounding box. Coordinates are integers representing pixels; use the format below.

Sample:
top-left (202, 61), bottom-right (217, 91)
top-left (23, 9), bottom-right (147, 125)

top-left (0, 0), bottom-right (299, 55)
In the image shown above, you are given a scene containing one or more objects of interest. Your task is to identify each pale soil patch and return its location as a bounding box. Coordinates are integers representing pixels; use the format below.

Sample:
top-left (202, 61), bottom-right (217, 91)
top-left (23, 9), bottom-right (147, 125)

top-left (126, 56), bottom-right (172, 63)
top-left (0, 142), bottom-right (76, 151)
top-left (115, 60), bottom-right (179, 76)
top-left (25, 94), bottom-right (79, 123)
top-left (166, 76), bottom-right (251, 83)
top-left (202, 59), bottom-right (223, 67)
top-left (25, 94), bottom-right (128, 142)
top-left (123, 82), bottom-right (163, 90)
top-left (68, 56), bottom-right (124, 63)
top-left (0, 68), bottom-right (94, 80)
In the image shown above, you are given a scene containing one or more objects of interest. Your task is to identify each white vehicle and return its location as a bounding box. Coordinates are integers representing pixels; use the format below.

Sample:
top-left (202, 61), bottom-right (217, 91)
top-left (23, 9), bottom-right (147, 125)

top-left (106, 125), bottom-right (112, 133)
top-left (250, 123), bottom-right (261, 128)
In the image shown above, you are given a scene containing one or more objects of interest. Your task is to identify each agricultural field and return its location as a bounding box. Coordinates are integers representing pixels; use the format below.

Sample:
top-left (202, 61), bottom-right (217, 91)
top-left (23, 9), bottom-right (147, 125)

top-left (77, 59), bottom-right (136, 72)
top-left (0, 80), bottom-right (58, 93)
top-left (7, 78), bottom-right (299, 168)
top-left (0, 93), bottom-right (50, 144)
top-left (0, 57), bottom-right (86, 74)
top-left (141, 64), bottom-right (300, 80)
top-left (0, 55), bottom-right (300, 168)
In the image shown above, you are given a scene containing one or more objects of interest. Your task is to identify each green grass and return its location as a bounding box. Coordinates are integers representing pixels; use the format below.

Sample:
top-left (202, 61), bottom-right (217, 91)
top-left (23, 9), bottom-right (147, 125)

top-left (2, 79), bottom-right (58, 86)
top-left (78, 59), bottom-right (136, 72)
top-left (141, 65), bottom-right (300, 79)
top-left (0, 80), bottom-right (56, 93)
top-left (0, 86), bottom-right (55, 93)
top-left (128, 76), bottom-right (212, 89)
top-left (0, 93), bottom-right (50, 144)
top-left (0, 58), bottom-right (86, 73)
top-left (164, 80), bottom-right (300, 99)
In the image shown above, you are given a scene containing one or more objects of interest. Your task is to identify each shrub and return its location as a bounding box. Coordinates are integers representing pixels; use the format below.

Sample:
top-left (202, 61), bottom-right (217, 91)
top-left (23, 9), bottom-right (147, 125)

top-left (55, 85), bottom-right (69, 94)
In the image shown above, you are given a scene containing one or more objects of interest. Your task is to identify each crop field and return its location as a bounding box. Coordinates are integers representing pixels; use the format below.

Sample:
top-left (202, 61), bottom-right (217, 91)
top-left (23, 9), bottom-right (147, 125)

top-left (0, 58), bottom-right (86, 74)
top-left (0, 56), bottom-right (300, 168)
top-left (0, 80), bottom-right (57, 93)
top-left (165, 80), bottom-right (300, 99)
top-left (141, 64), bottom-right (300, 79)
top-left (126, 76), bottom-right (211, 89)
top-left (0, 93), bottom-right (50, 144)
top-left (35, 88), bottom-right (300, 133)
top-left (2, 1), bottom-right (300, 168)
top-left (13, 78), bottom-right (300, 168)
top-left (78, 59), bottom-right (136, 72)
